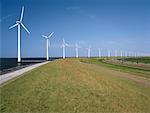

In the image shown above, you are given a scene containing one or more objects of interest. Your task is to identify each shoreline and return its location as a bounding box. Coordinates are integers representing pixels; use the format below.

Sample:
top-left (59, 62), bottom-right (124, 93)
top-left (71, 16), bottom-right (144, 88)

top-left (0, 61), bottom-right (49, 85)
top-left (0, 63), bottom-right (35, 75)
top-left (0, 58), bottom-right (60, 73)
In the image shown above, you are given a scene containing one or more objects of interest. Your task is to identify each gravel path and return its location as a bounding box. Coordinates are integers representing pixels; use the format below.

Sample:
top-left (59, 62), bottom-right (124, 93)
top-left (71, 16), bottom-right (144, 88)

top-left (0, 61), bottom-right (49, 85)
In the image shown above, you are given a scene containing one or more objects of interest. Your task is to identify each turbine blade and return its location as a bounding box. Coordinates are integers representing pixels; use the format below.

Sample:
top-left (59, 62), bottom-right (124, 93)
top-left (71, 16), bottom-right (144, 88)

top-left (48, 32), bottom-right (54, 38)
top-left (20, 6), bottom-right (24, 22)
top-left (65, 43), bottom-right (69, 47)
top-left (9, 23), bottom-right (18, 29)
top-left (21, 23), bottom-right (30, 34)
top-left (42, 35), bottom-right (48, 38)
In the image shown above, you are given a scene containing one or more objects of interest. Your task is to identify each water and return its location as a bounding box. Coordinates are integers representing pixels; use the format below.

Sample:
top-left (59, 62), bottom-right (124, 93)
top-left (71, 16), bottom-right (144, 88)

top-left (0, 57), bottom-right (60, 75)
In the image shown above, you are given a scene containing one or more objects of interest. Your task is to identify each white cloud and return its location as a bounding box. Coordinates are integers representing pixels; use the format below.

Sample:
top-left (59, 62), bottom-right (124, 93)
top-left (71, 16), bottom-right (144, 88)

top-left (66, 6), bottom-right (96, 19)
top-left (0, 14), bottom-right (15, 23)
top-left (107, 39), bottom-right (133, 46)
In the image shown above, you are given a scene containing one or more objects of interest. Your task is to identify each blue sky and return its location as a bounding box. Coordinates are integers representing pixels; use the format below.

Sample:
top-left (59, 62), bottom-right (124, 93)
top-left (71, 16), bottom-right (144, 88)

top-left (0, 0), bottom-right (150, 58)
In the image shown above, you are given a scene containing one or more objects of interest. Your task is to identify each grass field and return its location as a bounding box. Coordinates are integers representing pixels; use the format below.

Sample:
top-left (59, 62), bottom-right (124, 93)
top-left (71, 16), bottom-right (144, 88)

top-left (0, 58), bottom-right (150, 113)
top-left (80, 58), bottom-right (150, 78)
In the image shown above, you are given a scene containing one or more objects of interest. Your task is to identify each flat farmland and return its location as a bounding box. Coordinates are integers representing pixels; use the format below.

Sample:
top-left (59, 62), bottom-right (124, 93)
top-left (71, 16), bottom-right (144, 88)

top-left (0, 59), bottom-right (150, 113)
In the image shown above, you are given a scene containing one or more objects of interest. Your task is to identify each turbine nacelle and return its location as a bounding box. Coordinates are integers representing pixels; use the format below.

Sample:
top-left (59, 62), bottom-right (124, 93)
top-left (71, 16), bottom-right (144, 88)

top-left (75, 43), bottom-right (81, 48)
top-left (16, 21), bottom-right (21, 24)
top-left (62, 38), bottom-right (69, 47)
top-left (9, 6), bottom-right (30, 34)
top-left (86, 46), bottom-right (91, 50)
top-left (42, 32), bottom-right (54, 39)
top-left (41, 32), bottom-right (54, 60)
top-left (98, 48), bottom-right (101, 51)
top-left (42, 32), bottom-right (54, 48)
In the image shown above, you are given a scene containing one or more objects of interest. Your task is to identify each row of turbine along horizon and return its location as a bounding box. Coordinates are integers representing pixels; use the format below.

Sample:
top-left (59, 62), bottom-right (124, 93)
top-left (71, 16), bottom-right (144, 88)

top-left (9, 6), bottom-right (142, 63)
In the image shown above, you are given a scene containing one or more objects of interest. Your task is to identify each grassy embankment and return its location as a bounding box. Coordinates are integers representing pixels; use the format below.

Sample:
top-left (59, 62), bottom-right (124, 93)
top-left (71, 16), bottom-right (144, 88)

top-left (0, 59), bottom-right (150, 113)
top-left (80, 58), bottom-right (150, 78)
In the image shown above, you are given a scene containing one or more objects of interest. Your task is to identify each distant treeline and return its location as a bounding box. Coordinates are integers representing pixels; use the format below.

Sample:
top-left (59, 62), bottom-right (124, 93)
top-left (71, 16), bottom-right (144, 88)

top-left (124, 57), bottom-right (150, 64)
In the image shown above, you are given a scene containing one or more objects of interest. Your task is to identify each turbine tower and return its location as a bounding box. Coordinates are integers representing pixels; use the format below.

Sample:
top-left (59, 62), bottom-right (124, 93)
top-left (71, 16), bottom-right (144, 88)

top-left (42, 32), bottom-right (54, 60)
top-left (75, 43), bottom-right (80, 58)
top-left (134, 52), bottom-right (137, 57)
top-left (120, 50), bottom-right (123, 57)
top-left (108, 49), bottom-right (111, 57)
top-left (98, 48), bottom-right (102, 57)
top-left (115, 49), bottom-right (117, 57)
top-left (9, 6), bottom-right (30, 62)
top-left (129, 51), bottom-right (131, 57)
top-left (86, 46), bottom-right (91, 58)
top-left (125, 51), bottom-right (128, 57)
top-left (62, 39), bottom-right (69, 59)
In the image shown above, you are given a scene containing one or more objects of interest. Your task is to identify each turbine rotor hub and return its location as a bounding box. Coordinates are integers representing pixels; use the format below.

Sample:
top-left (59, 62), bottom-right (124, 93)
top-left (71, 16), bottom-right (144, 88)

top-left (16, 21), bottom-right (21, 24)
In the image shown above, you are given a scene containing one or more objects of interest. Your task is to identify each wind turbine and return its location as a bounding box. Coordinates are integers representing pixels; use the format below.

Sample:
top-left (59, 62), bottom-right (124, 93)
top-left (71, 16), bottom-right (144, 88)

top-left (98, 48), bottom-right (102, 57)
top-left (115, 49), bottom-right (117, 57)
top-left (120, 50), bottom-right (123, 57)
top-left (42, 32), bottom-right (54, 60)
top-left (134, 52), bottom-right (137, 57)
top-left (62, 39), bottom-right (69, 59)
top-left (129, 51), bottom-right (131, 57)
top-left (9, 6), bottom-right (30, 62)
top-left (107, 49), bottom-right (111, 57)
top-left (75, 43), bottom-right (80, 58)
top-left (86, 46), bottom-right (91, 58)
top-left (125, 51), bottom-right (128, 57)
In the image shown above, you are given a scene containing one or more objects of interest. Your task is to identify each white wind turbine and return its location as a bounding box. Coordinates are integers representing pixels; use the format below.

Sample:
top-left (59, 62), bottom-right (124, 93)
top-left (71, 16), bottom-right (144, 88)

top-left (120, 50), bottom-right (123, 57)
top-left (42, 32), bottom-right (54, 60)
top-left (62, 38), bottom-right (69, 59)
top-left (125, 51), bottom-right (128, 57)
top-left (129, 51), bottom-right (131, 57)
top-left (75, 43), bottom-right (80, 58)
top-left (115, 49), bottom-right (117, 57)
top-left (98, 48), bottom-right (102, 57)
top-left (134, 52), bottom-right (137, 57)
top-left (9, 6), bottom-right (30, 62)
top-left (86, 46), bottom-right (91, 58)
top-left (108, 49), bottom-right (111, 57)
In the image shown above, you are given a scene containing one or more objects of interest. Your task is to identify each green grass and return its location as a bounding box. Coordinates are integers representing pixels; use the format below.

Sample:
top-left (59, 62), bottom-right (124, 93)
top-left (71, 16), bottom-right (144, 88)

top-left (124, 57), bottom-right (150, 64)
top-left (0, 59), bottom-right (150, 113)
top-left (80, 58), bottom-right (150, 78)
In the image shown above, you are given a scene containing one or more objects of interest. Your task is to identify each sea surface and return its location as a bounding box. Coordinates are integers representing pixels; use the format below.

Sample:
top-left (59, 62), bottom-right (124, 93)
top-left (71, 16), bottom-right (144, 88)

top-left (0, 58), bottom-right (60, 75)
